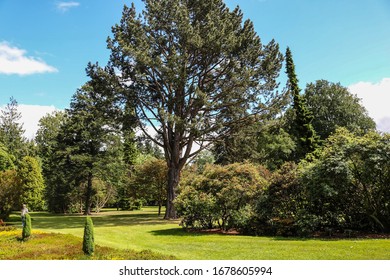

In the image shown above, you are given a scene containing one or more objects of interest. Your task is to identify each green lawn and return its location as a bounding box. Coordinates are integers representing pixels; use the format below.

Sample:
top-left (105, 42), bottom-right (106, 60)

top-left (5, 207), bottom-right (390, 260)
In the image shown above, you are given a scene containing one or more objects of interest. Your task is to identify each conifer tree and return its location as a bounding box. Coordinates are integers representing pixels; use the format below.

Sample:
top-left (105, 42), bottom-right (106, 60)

top-left (285, 47), bottom-right (319, 160)
top-left (82, 216), bottom-right (94, 255)
top-left (57, 64), bottom-right (126, 215)
top-left (107, 0), bottom-right (284, 219)
top-left (18, 156), bottom-right (45, 211)
top-left (0, 97), bottom-right (27, 161)
top-left (22, 213), bottom-right (31, 239)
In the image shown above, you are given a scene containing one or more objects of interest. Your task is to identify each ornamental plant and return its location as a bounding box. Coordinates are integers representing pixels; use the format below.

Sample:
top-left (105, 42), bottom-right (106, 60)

top-left (82, 216), bottom-right (95, 255)
top-left (22, 213), bottom-right (31, 239)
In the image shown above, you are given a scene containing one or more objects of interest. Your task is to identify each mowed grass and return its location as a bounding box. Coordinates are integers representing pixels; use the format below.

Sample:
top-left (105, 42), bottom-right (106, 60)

top-left (0, 229), bottom-right (175, 260)
top-left (5, 207), bottom-right (390, 260)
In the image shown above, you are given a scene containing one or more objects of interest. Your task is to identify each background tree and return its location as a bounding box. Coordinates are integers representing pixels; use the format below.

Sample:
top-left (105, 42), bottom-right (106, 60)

top-left (130, 157), bottom-right (168, 215)
top-left (107, 0), bottom-right (284, 218)
top-left (43, 64), bottom-right (126, 214)
top-left (285, 47), bottom-right (319, 160)
top-left (255, 120), bottom-right (295, 170)
top-left (0, 143), bottom-right (15, 171)
top-left (0, 169), bottom-right (20, 220)
top-left (191, 150), bottom-right (215, 173)
top-left (212, 118), bottom-right (260, 165)
top-left (35, 111), bottom-right (68, 212)
top-left (61, 91), bottom-right (122, 214)
top-left (303, 80), bottom-right (376, 139)
top-left (122, 101), bottom-right (139, 166)
top-left (18, 156), bottom-right (45, 211)
top-left (0, 97), bottom-right (28, 161)
top-left (35, 111), bottom-right (66, 170)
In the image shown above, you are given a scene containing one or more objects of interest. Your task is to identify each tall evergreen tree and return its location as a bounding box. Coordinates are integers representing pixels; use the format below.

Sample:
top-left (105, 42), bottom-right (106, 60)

top-left (82, 216), bottom-right (95, 255)
top-left (285, 47), bottom-right (319, 160)
top-left (57, 64), bottom-right (126, 215)
top-left (0, 97), bottom-right (27, 160)
top-left (107, 0), bottom-right (284, 219)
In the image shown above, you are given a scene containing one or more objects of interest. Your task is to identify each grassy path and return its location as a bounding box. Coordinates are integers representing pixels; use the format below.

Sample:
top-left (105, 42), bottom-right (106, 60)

top-left (7, 207), bottom-right (390, 260)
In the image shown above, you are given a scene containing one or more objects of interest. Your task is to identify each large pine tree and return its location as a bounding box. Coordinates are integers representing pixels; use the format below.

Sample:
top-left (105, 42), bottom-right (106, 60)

top-left (106, 0), bottom-right (284, 219)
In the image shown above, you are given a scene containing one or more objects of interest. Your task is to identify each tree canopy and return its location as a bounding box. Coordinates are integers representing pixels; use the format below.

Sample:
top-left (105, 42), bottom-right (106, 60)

top-left (303, 79), bottom-right (376, 139)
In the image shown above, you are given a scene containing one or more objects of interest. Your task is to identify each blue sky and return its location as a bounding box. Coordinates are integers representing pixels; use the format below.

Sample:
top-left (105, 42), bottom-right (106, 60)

top-left (1, 0), bottom-right (390, 137)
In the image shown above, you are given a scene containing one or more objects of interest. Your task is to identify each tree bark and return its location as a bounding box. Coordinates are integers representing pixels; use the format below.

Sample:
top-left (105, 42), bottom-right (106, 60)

top-left (84, 171), bottom-right (93, 215)
top-left (164, 165), bottom-right (180, 219)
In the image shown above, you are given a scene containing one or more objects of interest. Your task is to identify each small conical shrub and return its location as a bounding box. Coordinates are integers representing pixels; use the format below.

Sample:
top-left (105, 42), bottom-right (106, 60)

top-left (22, 213), bottom-right (31, 239)
top-left (82, 216), bottom-right (95, 255)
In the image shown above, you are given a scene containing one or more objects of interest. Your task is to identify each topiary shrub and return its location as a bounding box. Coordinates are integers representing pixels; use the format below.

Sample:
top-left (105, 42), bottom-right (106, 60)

top-left (22, 213), bottom-right (32, 239)
top-left (82, 216), bottom-right (95, 255)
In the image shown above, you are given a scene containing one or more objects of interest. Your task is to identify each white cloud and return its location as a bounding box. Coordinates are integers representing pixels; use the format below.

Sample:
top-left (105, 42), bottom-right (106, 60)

top-left (348, 78), bottom-right (390, 133)
top-left (56, 2), bottom-right (80, 12)
top-left (17, 105), bottom-right (59, 139)
top-left (0, 42), bottom-right (58, 75)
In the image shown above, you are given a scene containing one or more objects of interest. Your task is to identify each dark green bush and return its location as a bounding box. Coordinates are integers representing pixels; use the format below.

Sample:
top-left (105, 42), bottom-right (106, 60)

top-left (82, 216), bottom-right (95, 255)
top-left (131, 199), bottom-right (144, 210)
top-left (120, 198), bottom-right (144, 211)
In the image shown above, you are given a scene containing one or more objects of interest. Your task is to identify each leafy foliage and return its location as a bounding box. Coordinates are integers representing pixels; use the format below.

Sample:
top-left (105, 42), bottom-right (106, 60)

top-left (0, 170), bottom-right (20, 219)
top-left (251, 162), bottom-right (314, 236)
top-left (18, 156), bottom-right (45, 211)
top-left (300, 128), bottom-right (390, 232)
top-left (176, 162), bottom-right (270, 231)
top-left (255, 121), bottom-right (296, 170)
top-left (303, 80), bottom-right (376, 139)
top-left (0, 143), bottom-right (15, 171)
top-left (129, 157), bottom-right (168, 215)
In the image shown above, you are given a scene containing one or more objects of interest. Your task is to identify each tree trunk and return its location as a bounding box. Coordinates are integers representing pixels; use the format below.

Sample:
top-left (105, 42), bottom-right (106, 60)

top-left (84, 171), bottom-right (93, 215)
top-left (164, 165), bottom-right (180, 219)
top-left (158, 203), bottom-right (162, 216)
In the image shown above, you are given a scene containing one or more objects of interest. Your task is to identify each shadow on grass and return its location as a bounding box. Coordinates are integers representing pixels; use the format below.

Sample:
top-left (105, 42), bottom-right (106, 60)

top-left (22, 211), bottom-right (175, 230)
top-left (149, 228), bottom-right (199, 237)
top-left (149, 228), bottom-right (349, 242)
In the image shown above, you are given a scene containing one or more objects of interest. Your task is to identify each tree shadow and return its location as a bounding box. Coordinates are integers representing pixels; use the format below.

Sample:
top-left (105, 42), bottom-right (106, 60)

top-left (271, 236), bottom-right (348, 242)
top-left (28, 211), bottom-right (175, 230)
top-left (149, 228), bottom-right (196, 236)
